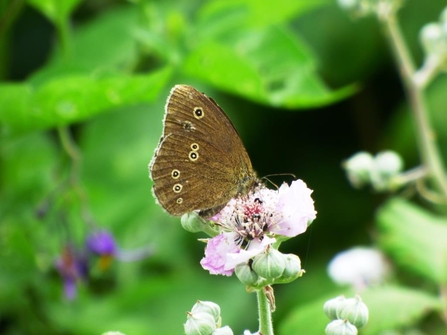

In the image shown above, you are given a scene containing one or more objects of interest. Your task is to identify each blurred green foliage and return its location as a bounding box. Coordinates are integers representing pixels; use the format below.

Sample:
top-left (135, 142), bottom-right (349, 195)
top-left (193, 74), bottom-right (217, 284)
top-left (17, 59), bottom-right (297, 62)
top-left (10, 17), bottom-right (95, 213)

top-left (1, 0), bottom-right (447, 334)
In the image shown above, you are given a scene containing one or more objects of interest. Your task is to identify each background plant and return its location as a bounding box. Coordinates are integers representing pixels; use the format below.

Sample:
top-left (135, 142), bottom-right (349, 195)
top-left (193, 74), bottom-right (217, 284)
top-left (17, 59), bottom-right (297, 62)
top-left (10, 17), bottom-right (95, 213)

top-left (1, 0), bottom-right (447, 334)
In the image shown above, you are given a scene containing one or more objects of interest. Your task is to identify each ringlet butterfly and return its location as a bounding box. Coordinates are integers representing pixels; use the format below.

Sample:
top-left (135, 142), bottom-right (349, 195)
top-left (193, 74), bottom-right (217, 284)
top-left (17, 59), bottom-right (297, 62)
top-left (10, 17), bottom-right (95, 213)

top-left (149, 85), bottom-right (258, 218)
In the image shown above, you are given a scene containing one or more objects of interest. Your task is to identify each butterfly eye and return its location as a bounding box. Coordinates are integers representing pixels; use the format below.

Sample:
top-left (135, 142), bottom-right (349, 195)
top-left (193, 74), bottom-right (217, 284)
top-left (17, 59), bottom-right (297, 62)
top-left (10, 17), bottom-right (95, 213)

top-left (193, 107), bottom-right (204, 119)
top-left (171, 169), bottom-right (180, 179)
top-left (189, 151), bottom-right (199, 162)
top-left (173, 184), bottom-right (183, 193)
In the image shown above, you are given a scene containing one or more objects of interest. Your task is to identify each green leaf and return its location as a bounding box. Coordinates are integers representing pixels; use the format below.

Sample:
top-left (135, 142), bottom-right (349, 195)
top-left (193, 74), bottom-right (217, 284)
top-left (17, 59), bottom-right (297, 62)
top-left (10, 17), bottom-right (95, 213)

top-left (361, 285), bottom-right (441, 335)
top-left (183, 25), bottom-right (355, 108)
top-left (197, 0), bottom-right (326, 33)
top-left (377, 198), bottom-right (447, 284)
top-left (0, 67), bottom-right (172, 135)
top-left (48, 6), bottom-right (140, 71)
top-left (27, 0), bottom-right (81, 23)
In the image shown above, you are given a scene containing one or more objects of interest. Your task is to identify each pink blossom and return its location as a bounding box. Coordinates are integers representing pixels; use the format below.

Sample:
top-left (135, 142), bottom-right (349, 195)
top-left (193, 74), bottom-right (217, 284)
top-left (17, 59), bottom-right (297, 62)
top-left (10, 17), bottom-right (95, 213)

top-left (200, 180), bottom-right (316, 276)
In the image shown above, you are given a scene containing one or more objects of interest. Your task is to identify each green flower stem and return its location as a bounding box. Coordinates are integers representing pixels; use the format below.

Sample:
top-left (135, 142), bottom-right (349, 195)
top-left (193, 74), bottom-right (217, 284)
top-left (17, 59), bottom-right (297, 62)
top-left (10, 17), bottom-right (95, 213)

top-left (381, 12), bottom-right (447, 202)
top-left (414, 57), bottom-right (443, 89)
top-left (57, 127), bottom-right (81, 181)
top-left (257, 289), bottom-right (274, 335)
top-left (393, 165), bottom-right (427, 186)
top-left (58, 126), bottom-right (93, 225)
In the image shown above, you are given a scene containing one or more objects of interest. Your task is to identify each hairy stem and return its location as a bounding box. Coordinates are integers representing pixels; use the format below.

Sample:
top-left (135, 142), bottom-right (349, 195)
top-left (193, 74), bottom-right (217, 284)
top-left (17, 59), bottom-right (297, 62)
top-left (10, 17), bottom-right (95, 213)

top-left (257, 289), bottom-right (274, 335)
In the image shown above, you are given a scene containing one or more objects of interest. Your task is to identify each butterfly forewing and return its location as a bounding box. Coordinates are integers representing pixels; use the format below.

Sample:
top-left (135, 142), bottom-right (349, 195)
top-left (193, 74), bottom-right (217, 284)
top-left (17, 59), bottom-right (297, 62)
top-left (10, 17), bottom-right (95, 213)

top-left (150, 85), bottom-right (257, 217)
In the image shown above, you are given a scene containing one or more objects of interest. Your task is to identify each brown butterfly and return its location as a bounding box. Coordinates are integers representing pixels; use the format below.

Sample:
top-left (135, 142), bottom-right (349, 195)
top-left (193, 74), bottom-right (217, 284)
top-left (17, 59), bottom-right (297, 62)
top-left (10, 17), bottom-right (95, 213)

top-left (149, 85), bottom-right (258, 218)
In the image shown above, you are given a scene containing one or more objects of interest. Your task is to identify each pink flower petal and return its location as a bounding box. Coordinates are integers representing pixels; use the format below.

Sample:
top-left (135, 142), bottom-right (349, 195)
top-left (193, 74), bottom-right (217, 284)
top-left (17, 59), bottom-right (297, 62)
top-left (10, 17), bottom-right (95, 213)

top-left (200, 233), bottom-right (240, 276)
top-left (225, 236), bottom-right (276, 271)
top-left (274, 180), bottom-right (317, 237)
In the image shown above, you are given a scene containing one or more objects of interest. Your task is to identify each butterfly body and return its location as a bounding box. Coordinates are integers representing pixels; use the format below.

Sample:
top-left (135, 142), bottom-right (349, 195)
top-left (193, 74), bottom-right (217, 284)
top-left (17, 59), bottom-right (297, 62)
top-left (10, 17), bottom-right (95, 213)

top-left (150, 85), bottom-right (257, 218)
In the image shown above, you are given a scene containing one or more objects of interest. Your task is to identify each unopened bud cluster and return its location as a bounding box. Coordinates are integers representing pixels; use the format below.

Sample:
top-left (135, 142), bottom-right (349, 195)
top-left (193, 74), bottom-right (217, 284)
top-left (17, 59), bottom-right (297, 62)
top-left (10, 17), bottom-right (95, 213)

top-left (337, 0), bottom-right (402, 18)
top-left (343, 151), bottom-right (403, 191)
top-left (184, 300), bottom-right (233, 335)
top-left (235, 246), bottom-right (304, 289)
top-left (324, 295), bottom-right (369, 335)
top-left (420, 7), bottom-right (447, 67)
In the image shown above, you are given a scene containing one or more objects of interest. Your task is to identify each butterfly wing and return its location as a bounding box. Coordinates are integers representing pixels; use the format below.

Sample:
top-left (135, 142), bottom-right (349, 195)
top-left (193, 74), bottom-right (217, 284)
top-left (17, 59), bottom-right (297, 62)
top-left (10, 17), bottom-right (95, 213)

top-left (150, 85), bottom-right (256, 217)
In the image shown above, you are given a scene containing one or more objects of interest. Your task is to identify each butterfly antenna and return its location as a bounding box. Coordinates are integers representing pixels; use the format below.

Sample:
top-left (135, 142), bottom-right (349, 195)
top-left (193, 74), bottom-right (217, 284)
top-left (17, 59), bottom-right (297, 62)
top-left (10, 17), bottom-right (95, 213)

top-left (260, 176), bottom-right (278, 189)
top-left (261, 173), bottom-right (297, 189)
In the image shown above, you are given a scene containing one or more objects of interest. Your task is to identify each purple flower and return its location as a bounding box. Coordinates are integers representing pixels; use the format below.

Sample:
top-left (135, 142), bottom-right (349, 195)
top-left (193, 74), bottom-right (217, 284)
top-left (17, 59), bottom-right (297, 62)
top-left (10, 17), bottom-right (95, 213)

top-left (86, 230), bottom-right (117, 256)
top-left (55, 246), bottom-right (88, 300)
top-left (86, 230), bottom-right (119, 271)
top-left (200, 180), bottom-right (316, 276)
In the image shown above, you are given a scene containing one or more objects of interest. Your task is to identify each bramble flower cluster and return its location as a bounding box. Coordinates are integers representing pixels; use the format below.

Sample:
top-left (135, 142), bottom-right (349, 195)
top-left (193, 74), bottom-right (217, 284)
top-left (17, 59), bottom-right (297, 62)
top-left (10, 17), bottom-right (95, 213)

top-left (343, 151), bottom-right (403, 191)
top-left (184, 300), bottom-right (233, 335)
top-left (337, 0), bottom-right (402, 19)
top-left (324, 295), bottom-right (369, 335)
top-left (191, 180), bottom-right (316, 288)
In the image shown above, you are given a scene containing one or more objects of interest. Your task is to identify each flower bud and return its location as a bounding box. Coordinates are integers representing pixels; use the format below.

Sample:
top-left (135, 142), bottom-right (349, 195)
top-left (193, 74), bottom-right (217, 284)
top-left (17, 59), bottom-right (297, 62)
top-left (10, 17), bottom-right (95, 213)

top-left (338, 0), bottom-right (361, 11)
top-left (252, 247), bottom-right (286, 280)
top-left (181, 212), bottom-right (208, 233)
top-left (337, 295), bottom-right (369, 328)
top-left (371, 151), bottom-right (403, 191)
top-left (343, 152), bottom-right (374, 188)
top-left (420, 23), bottom-right (447, 57)
top-left (325, 319), bottom-right (358, 335)
top-left (337, 0), bottom-right (372, 16)
top-left (184, 311), bottom-right (216, 335)
top-left (274, 254), bottom-right (302, 284)
top-left (235, 262), bottom-right (260, 286)
top-left (323, 295), bottom-right (346, 320)
top-left (212, 326), bottom-right (234, 335)
top-left (191, 301), bottom-right (221, 325)
top-left (375, 151), bottom-right (403, 177)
